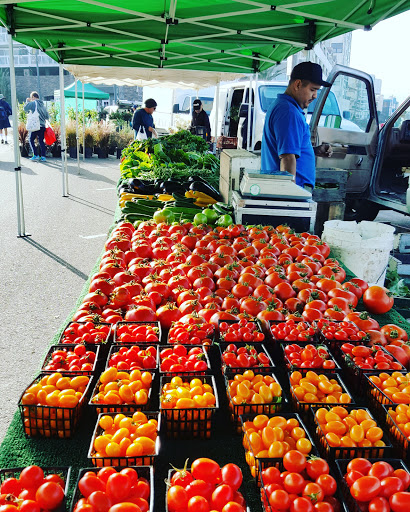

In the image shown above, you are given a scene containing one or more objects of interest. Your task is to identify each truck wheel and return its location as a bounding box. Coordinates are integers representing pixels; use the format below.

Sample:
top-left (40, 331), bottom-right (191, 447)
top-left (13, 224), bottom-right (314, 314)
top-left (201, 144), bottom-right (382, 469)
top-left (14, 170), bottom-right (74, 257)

top-left (344, 199), bottom-right (381, 222)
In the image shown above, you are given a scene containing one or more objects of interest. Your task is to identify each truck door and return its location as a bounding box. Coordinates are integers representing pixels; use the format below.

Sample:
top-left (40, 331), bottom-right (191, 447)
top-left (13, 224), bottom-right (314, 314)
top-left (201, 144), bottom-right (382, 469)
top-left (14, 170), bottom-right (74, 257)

top-left (237, 86), bottom-right (255, 150)
top-left (310, 65), bottom-right (379, 221)
top-left (369, 97), bottom-right (410, 214)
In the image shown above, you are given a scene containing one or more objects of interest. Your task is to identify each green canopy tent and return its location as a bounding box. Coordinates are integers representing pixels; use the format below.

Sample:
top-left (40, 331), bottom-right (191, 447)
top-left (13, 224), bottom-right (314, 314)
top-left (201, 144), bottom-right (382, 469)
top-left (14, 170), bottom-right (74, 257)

top-left (61, 82), bottom-right (110, 99)
top-left (1, 0), bottom-right (409, 236)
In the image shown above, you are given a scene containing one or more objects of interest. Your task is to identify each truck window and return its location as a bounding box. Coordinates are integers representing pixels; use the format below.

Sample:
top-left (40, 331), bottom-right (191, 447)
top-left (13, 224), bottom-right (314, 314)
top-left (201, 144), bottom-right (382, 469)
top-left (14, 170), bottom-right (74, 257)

top-left (307, 91), bottom-right (340, 116)
top-left (197, 97), bottom-right (213, 115)
top-left (181, 96), bottom-right (190, 113)
top-left (259, 85), bottom-right (287, 112)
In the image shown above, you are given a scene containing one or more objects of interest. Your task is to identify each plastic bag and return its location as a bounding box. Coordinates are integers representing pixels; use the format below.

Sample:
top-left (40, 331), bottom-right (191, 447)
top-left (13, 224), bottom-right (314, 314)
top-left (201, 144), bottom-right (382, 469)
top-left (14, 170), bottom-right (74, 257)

top-left (44, 121), bottom-right (56, 146)
top-left (26, 101), bottom-right (40, 132)
top-left (136, 127), bottom-right (147, 141)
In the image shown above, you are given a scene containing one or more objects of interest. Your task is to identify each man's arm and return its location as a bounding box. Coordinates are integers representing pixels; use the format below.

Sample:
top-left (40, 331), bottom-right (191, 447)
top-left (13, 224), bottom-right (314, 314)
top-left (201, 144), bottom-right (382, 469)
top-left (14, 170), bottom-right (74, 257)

top-left (279, 153), bottom-right (297, 179)
top-left (314, 143), bottom-right (332, 157)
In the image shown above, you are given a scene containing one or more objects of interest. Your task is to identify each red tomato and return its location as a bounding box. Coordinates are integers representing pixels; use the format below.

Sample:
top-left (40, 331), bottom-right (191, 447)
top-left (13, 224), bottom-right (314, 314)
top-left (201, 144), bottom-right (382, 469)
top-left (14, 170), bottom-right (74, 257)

top-left (35, 482), bottom-right (64, 510)
top-left (191, 458), bottom-right (221, 485)
top-left (351, 476), bottom-right (381, 502)
top-left (221, 464), bottom-right (243, 491)
top-left (389, 492), bottom-right (410, 512)
top-left (363, 286), bottom-right (394, 315)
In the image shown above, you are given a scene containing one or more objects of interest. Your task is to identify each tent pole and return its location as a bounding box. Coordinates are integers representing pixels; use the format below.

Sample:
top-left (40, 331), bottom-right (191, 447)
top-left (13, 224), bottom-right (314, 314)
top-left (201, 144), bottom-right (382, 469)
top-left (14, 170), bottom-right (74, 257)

top-left (251, 72), bottom-right (258, 152)
top-left (213, 82), bottom-right (219, 154)
top-left (170, 88), bottom-right (175, 130)
top-left (9, 33), bottom-right (28, 237)
top-left (82, 81), bottom-right (85, 162)
top-left (247, 74), bottom-right (253, 151)
top-left (75, 79), bottom-right (80, 174)
top-left (59, 63), bottom-right (68, 197)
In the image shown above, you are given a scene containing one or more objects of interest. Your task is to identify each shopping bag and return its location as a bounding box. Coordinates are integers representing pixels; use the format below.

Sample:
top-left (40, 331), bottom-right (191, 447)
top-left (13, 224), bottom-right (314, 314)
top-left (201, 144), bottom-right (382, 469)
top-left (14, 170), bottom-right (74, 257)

top-left (26, 101), bottom-right (40, 132)
top-left (44, 122), bottom-right (56, 145)
top-left (136, 127), bottom-right (147, 141)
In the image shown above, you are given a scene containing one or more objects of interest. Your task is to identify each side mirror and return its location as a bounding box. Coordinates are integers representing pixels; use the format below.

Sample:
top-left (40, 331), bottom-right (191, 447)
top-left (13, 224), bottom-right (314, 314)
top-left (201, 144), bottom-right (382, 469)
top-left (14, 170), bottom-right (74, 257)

top-left (342, 111), bottom-right (351, 120)
top-left (239, 103), bottom-right (249, 118)
top-left (324, 114), bottom-right (342, 128)
top-left (172, 104), bottom-right (179, 113)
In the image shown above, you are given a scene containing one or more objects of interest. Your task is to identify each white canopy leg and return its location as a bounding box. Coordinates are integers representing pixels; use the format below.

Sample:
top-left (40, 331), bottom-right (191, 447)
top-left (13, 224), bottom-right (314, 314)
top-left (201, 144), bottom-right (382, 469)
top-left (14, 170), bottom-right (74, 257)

top-left (9, 34), bottom-right (28, 237)
top-left (59, 63), bottom-right (68, 196)
top-left (213, 82), bottom-right (220, 154)
top-left (82, 81), bottom-right (85, 162)
top-left (75, 79), bottom-right (80, 174)
top-left (251, 72), bottom-right (258, 152)
top-left (247, 74), bottom-right (253, 151)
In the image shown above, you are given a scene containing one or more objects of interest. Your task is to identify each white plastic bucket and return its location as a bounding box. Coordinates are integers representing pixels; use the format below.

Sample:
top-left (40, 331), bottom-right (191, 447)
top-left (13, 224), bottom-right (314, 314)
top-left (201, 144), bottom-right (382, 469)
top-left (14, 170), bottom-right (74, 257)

top-left (321, 220), bottom-right (395, 286)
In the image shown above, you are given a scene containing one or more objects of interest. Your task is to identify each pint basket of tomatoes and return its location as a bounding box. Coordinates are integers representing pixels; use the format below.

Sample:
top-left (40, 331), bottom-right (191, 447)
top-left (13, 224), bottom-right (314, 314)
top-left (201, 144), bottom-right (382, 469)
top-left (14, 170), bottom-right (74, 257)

top-left (19, 373), bottom-right (93, 438)
top-left (259, 454), bottom-right (345, 512)
top-left (167, 321), bottom-right (215, 349)
top-left (0, 466), bottom-right (70, 512)
top-left (365, 372), bottom-right (410, 424)
top-left (70, 465), bottom-right (153, 512)
top-left (159, 344), bottom-right (211, 376)
top-left (166, 459), bottom-right (250, 512)
top-left (384, 404), bottom-right (410, 461)
top-left (282, 342), bottom-right (341, 374)
top-left (88, 411), bottom-right (160, 468)
top-left (89, 367), bottom-right (154, 415)
top-left (240, 412), bottom-right (317, 483)
top-left (159, 374), bottom-right (218, 439)
top-left (106, 344), bottom-right (158, 372)
top-left (59, 322), bottom-right (112, 354)
top-left (316, 320), bottom-right (367, 352)
top-left (220, 343), bottom-right (274, 374)
top-left (335, 458), bottom-right (410, 512)
top-left (113, 321), bottom-right (161, 345)
top-left (312, 404), bottom-right (392, 461)
top-left (219, 319), bottom-right (265, 343)
top-left (289, 371), bottom-right (353, 422)
top-left (42, 344), bottom-right (100, 376)
top-left (225, 368), bottom-right (287, 433)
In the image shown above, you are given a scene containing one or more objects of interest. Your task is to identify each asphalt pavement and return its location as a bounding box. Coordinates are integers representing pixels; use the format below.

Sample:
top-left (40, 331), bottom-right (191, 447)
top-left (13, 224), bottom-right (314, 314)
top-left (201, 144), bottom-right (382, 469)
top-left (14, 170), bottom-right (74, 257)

top-left (0, 130), bottom-right (119, 443)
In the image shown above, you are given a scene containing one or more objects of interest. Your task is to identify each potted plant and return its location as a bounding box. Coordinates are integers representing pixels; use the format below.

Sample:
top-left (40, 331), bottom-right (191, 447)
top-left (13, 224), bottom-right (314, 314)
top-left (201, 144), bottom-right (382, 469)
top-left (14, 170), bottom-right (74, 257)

top-left (83, 126), bottom-right (94, 158)
top-left (18, 122), bottom-right (30, 157)
top-left (66, 121), bottom-right (77, 158)
top-left (115, 128), bottom-right (134, 159)
top-left (50, 123), bottom-right (61, 158)
top-left (94, 123), bottom-right (110, 158)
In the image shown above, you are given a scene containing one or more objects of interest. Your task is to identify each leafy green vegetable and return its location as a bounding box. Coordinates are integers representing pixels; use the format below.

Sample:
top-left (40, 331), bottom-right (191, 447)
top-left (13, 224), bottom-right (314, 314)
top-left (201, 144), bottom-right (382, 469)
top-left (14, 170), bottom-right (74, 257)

top-left (386, 268), bottom-right (410, 297)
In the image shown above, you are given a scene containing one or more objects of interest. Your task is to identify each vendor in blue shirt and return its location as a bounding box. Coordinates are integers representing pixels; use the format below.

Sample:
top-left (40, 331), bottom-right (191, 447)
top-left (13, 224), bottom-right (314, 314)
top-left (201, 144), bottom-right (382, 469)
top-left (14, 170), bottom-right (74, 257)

top-left (261, 62), bottom-right (333, 189)
top-left (132, 98), bottom-right (158, 139)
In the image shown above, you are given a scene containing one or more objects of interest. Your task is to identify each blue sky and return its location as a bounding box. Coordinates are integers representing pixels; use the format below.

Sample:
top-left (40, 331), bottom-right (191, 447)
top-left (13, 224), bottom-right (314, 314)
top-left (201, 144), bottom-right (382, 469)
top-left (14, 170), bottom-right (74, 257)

top-left (350, 10), bottom-right (410, 103)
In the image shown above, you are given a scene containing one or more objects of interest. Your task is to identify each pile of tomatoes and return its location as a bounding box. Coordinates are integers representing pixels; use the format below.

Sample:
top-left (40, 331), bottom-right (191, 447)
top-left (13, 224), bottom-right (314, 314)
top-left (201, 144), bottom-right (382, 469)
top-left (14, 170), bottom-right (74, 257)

top-left (368, 372), bottom-right (410, 405)
top-left (168, 322), bottom-right (214, 346)
top-left (317, 320), bottom-right (367, 342)
top-left (290, 371), bottom-right (352, 405)
top-left (220, 319), bottom-right (265, 342)
top-left (160, 375), bottom-right (216, 411)
top-left (221, 344), bottom-right (272, 369)
top-left (114, 323), bottom-right (160, 344)
top-left (283, 343), bottom-right (337, 370)
top-left (343, 458), bottom-right (410, 512)
top-left (167, 458), bottom-right (247, 512)
top-left (159, 345), bottom-right (209, 373)
top-left (0, 465), bottom-right (66, 512)
top-left (107, 345), bottom-right (157, 371)
top-left (271, 321), bottom-right (316, 342)
top-left (340, 344), bottom-right (404, 371)
top-left (227, 369), bottom-right (283, 408)
top-left (260, 452), bottom-right (341, 512)
top-left (42, 344), bottom-right (97, 373)
top-left (60, 322), bottom-right (111, 345)
top-left (73, 466), bottom-right (150, 512)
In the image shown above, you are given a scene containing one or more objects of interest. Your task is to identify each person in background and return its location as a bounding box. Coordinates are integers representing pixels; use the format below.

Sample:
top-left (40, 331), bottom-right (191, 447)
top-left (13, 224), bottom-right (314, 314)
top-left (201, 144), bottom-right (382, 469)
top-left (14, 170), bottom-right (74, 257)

top-left (132, 98), bottom-right (158, 139)
top-left (0, 93), bottom-right (12, 145)
top-left (261, 61), bottom-right (332, 190)
top-left (24, 91), bottom-right (49, 162)
top-left (189, 99), bottom-right (211, 141)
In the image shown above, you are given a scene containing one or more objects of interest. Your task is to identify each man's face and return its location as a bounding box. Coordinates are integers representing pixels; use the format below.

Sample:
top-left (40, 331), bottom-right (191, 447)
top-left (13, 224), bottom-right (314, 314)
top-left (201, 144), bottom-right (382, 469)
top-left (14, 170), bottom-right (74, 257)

top-left (194, 104), bottom-right (202, 113)
top-left (294, 80), bottom-right (320, 109)
top-left (146, 106), bottom-right (156, 114)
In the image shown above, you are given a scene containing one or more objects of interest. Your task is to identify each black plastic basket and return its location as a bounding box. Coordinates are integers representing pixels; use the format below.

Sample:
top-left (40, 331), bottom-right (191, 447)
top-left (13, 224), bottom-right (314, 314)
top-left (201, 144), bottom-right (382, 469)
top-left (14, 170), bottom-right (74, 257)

top-left (0, 467), bottom-right (71, 512)
top-left (88, 371), bottom-right (155, 414)
top-left (311, 403), bottom-right (393, 461)
top-left (113, 321), bottom-right (162, 344)
top-left (317, 320), bottom-right (365, 353)
top-left (19, 373), bottom-right (93, 438)
top-left (335, 458), bottom-right (410, 512)
top-left (158, 344), bottom-right (211, 377)
top-left (281, 341), bottom-right (341, 375)
top-left (165, 468), bottom-right (251, 512)
top-left (219, 342), bottom-right (275, 374)
top-left (364, 373), bottom-right (397, 424)
top-left (224, 368), bottom-right (288, 433)
top-left (70, 466), bottom-right (154, 512)
top-left (289, 373), bottom-right (354, 423)
top-left (42, 344), bottom-right (100, 376)
top-left (384, 404), bottom-right (410, 460)
top-left (88, 411), bottom-right (161, 467)
top-left (59, 321), bottom-right (112, 360)
top-left (159, 373), bottom-right (219, 439)
top-left (106, 343), bottom-right (159, 371)
top-left (269, 320), bottom-right (319, 343)
top-left (240, 412), bottom-right (318, 485)
top-left (218, 318), bottom-right (264, 342)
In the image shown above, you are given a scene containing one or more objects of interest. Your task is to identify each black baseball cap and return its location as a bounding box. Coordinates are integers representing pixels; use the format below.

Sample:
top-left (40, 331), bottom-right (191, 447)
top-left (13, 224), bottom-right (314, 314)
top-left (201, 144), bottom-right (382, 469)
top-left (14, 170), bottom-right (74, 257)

top-left (193, 99), bottom-right (202, 109)
top-left (291, 61), bottom-right (331, 87)
top-left (145, 98), bottom-right (157, 108)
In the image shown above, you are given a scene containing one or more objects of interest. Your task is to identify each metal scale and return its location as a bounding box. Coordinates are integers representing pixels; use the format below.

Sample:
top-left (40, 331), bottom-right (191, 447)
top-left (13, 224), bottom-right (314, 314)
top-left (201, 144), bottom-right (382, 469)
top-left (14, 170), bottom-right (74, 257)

top-left (239, 169), bottom-right (312, 200)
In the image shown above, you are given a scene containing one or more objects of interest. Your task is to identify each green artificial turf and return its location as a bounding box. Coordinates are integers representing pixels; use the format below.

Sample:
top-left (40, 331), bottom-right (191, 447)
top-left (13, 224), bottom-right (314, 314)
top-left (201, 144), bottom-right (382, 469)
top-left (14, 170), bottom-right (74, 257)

top-left (1, 230), bottom-right (410, 512)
